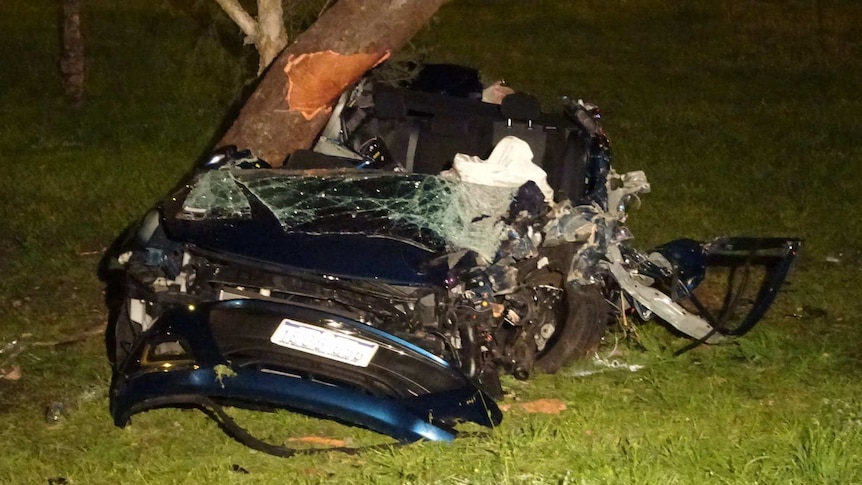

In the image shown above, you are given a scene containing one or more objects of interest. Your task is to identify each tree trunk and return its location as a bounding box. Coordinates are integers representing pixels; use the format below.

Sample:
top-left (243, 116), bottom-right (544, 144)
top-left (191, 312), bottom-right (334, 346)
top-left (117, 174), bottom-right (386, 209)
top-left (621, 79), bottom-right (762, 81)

top-left (60, 0), bottom-right (85, 107)
top-left (217, 0), bottom-right (447, 166)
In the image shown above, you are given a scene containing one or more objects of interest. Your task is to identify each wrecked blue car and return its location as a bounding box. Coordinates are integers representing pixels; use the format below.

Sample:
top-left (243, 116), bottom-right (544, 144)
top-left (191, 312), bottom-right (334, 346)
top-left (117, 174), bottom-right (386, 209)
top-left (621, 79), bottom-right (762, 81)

top-left (105, 66), bottom-right (799, 456)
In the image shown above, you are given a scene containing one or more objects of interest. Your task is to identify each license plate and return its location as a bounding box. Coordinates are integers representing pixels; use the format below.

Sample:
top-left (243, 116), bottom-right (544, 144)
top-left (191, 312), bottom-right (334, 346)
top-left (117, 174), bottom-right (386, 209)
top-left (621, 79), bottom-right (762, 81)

top-left (270, 318), bottom-right (378, 367)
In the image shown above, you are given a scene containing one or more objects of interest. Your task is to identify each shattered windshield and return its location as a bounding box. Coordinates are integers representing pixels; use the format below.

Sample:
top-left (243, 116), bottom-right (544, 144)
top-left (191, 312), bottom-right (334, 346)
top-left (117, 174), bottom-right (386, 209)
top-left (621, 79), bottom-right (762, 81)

top-left (181, 169), bottom-right (515, 259)
top-left (182, 170), bottom-right (251, 219)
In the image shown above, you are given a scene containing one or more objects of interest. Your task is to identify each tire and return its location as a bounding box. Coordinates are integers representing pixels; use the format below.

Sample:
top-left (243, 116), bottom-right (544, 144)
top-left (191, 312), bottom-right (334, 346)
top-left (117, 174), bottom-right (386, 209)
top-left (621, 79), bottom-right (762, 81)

top-left (534, 285), bottom-right (609, 374)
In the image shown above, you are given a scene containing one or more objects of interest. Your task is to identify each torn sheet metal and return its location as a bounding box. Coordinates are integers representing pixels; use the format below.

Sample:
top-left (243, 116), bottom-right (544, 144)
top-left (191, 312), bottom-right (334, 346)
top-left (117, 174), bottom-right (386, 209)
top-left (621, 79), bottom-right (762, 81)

top-left (604, 245), bottom-right (725, 343)
top-left (537, 168), bottom-right (647, 286)
top-left (542, 202), bottom-right (601, 245)
top-left (606, 169), bottom-right (650, 218)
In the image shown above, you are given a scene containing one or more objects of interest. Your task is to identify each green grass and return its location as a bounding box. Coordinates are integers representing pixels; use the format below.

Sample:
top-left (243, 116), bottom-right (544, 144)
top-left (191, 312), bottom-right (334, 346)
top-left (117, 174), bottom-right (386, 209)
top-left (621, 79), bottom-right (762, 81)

top-left (2, 0), bottom-right (862, 483)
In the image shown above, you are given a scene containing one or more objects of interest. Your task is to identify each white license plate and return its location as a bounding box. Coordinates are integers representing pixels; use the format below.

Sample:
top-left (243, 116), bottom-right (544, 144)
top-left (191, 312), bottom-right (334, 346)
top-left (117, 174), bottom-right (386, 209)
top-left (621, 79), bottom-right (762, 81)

top-left (270, 319), bottom-right (378, 367)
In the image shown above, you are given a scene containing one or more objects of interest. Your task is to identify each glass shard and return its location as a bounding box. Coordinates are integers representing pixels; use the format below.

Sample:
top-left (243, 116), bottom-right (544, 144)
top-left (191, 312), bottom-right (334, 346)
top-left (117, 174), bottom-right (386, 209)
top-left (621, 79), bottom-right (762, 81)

top-left (182, 170), bottom-right (251, 219)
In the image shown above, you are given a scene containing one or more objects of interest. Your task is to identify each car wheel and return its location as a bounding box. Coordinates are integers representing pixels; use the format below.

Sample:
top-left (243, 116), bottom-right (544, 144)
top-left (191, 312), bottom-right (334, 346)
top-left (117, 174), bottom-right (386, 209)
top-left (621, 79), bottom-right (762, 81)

top-left (534, 285), bottom-right (608, 374)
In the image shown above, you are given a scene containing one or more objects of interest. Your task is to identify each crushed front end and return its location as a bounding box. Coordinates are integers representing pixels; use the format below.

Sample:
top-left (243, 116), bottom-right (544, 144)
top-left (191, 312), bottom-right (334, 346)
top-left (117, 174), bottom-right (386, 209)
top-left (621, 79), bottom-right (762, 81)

top-left (104, 66), bottom-right (800, 454)
top-left (108, 194), bottom-right (504, 449)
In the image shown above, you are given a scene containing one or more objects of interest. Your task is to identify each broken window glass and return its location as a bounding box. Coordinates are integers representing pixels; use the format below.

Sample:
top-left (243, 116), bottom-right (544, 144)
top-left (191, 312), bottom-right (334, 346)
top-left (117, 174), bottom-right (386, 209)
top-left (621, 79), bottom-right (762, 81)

top-left (182, 170), bottom-right (252, 219)
top-left (182, 169), bottom-right (516, 260)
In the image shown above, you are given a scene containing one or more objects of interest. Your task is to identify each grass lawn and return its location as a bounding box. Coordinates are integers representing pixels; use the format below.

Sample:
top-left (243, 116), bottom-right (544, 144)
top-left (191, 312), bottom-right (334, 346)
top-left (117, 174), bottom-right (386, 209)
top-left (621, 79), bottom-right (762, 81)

top-left (1, 0), bottom-right (861, 483)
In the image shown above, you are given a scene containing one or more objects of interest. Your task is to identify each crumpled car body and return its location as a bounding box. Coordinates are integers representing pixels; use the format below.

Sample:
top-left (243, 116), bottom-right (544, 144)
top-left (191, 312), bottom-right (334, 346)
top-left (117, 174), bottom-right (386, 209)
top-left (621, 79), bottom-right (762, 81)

top-left (105, 65), bottom-right (799, 453)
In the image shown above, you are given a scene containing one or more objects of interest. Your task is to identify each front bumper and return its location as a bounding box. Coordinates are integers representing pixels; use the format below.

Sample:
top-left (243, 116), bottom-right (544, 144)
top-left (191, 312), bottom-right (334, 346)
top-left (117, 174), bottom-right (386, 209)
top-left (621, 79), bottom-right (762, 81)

top-left (110, 298), bottom-right (501, 443)
top-left (609, 237), bottom-right (800, 344)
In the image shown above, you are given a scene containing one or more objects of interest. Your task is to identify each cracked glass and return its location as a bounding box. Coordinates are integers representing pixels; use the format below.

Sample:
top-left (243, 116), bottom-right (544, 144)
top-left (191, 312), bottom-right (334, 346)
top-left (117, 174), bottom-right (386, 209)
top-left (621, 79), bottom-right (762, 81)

top-left (182, 169), bottom-right (516, 259)
top-left (182, 170), bottom-right (251, 219)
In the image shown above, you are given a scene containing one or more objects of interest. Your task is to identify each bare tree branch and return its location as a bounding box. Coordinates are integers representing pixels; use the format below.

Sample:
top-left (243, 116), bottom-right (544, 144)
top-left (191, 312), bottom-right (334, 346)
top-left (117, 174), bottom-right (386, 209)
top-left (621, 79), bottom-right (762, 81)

top-left (213, 0), bottom-right (259, 43)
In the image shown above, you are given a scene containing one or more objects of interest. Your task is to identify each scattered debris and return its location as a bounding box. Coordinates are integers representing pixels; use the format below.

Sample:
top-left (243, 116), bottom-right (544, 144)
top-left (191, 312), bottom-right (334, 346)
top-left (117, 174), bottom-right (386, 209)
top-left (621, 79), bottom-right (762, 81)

top-left (568, 354), bottom-right (645, 378)
top-left (0, 338), bottom-right (27, 372)
top-left (300, 467), bottom-right (329, 478)
top-left (0, 325), bottom-right (106, 383)
top-left (213, 364), bottom-right (237, 388)
top-left (45, 402), bottom-right (68, 425)
top-left (1, 365), bottom-right (21, 381)
top-left (786, 306), bottom-right (828, 320)
top-left (501, 398), bottom-right (567, 414)
top-left (286, 436), bottom-right (348, 447)
top-left (78, 385), bottom-right (102, 403)
top-left (77, 248), bottom-right (104, 257)
top-left (30, 323), bottom-right (105, 349)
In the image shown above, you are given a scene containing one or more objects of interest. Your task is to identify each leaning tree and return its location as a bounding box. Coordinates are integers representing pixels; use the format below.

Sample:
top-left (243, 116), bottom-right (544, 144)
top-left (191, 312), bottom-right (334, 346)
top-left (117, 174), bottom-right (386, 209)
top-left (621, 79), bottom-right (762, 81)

top-left (214, 0), bottom-right (447, 166)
